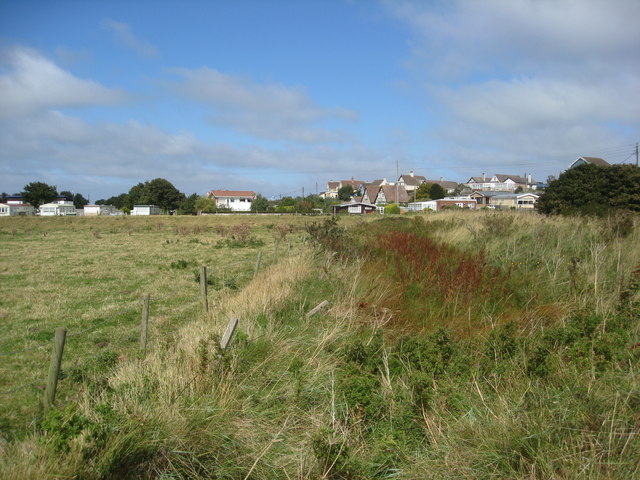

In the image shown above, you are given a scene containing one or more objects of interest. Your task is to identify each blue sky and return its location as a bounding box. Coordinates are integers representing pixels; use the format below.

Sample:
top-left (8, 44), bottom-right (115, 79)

top-left (1, 0), bottom-right (638, 201)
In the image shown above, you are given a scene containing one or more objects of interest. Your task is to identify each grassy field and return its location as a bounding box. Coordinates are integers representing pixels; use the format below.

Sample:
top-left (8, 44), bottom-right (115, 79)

top-left (1, 211), bottom-right (639, 479)
top-left (0, 214), bottom-right (336, 434)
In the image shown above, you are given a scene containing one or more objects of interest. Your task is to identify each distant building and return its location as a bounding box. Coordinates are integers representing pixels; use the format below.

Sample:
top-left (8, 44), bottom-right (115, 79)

top-left (131, 205), bottom-right (162, 216)
top-left (0, 203), bottom-right (35, 216)
top-left (207, 190), bottom-right (256, 212)
top-left (39, 201), bottom-right (77, 216)
top-left (568, 156), bottom-right (610, 169)
top-left (333, 201), bottom-right (377, 215)
top-left (408, 197), bottom-right (477, 212)
top-left (84, 205), bottom-right (119, 216)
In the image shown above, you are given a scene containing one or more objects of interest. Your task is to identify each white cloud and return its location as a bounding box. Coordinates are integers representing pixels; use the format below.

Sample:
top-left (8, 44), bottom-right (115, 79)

top-left (386, 0), bottom-right (640, 175)
top-left (171, 67), bottom-right (358, 143)
top-left (0, 109), bottom-right (388, 199)
top-left (0, 47), bottom-right (127, 118)
top-left (101, 19), bottom-right (159, 58)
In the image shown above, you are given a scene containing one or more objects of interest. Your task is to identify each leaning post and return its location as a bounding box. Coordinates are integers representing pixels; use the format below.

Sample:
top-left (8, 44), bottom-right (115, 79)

top-left (140, 293), bottom-right (150, 354)
top-left (43, 327), bottom-right (67, 410)
top-left (200, 266), bottom-right (209, 313)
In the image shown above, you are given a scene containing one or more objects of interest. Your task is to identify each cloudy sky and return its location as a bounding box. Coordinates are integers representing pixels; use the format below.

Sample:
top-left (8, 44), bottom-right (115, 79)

top-left (1, 0), bottom-right (638, 201)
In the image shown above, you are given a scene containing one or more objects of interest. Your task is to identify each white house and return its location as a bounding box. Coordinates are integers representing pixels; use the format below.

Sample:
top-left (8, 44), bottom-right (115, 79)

top-left (408, 197), bottom-right (477, 212)
top-left (0, 203), bottom-right (35, 216)
top-left (207, 190), bottom-right (256, 212)
top-left (84, 204), bottom-right (119, 216)
top-left (131, 205), bottom-right (162, 216)
top-left (39, 201), bottom-right (77, 216)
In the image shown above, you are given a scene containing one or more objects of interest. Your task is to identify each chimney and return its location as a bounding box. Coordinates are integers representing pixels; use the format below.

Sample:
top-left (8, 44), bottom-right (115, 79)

top-left (410, 170), bottom-right (414, 177)
top-left (440, 176), bottom-right (444, 182)
top-left (527, 173), bottom-right (532, 184)
top-left (482, 173), bottom-right (486, 181)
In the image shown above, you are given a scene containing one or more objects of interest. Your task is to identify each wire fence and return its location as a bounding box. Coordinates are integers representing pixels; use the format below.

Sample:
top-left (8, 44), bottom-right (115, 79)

top-left (0, 244), bottom-right (292, 398)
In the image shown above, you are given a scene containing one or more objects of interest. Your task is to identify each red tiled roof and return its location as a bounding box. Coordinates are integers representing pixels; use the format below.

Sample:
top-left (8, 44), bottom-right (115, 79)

top-left (208, 190), bottom-right (256, 198)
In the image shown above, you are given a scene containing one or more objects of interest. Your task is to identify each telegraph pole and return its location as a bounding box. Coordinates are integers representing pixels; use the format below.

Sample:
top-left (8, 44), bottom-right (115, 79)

top-left (636, 142), bottom-right (638, 167)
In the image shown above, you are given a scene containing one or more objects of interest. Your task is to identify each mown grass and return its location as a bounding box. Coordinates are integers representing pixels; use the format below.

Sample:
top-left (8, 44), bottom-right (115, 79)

top-left (1, 210), bottom-right (639, 479)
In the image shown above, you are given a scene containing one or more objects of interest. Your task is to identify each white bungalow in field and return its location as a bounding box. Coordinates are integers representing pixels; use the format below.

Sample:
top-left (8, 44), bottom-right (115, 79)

top-left (207, 190), bottom-right (256, 212)
top-left (131, 205), bottom-right (162, 216)
top-left (407, 197), bottom-right (477, 212)
top-left (0, 203), bottom-right (35, 216)
top-left (84, 204), bottom-right (119, 216)
top-left (39, 201), bottom-right (77, 216)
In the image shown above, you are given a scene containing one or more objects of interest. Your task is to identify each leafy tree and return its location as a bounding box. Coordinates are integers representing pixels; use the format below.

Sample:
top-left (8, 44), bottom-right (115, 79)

top-left (337, 185), bottom-right (355, 201)
top-left (384, 203), bottom-right (401, 214)
top-left (178, 193), bottom-right (199, 215)
top-left (538, 163), bottom-right (640, 215)
top-left (251, 194), bottom-right (270, 213)
top-left (140, 178), bottom-right (185, 212)
top-left (279, 196), bottom-right (296, 207)
top-left (96, 193), bottom-right (128, 209)
top-left (514, 186), bottom-right (524, 193)
top-left (429, 183), bottom-right (446, 200)
top-left (22, 181), bottom-right (58, 208)
top-left (126, 183), bottom-right (146, 210)
top-left (195, 195), bottom-right (216, 214)
top-left (415, 183), bottom-right (431, 201)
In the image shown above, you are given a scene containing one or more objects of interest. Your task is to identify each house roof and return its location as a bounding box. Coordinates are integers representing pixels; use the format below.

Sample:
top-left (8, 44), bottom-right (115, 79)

top-left (494, 174), bottom-right (527, 184)
top-left (208, 190), bottom-right (256, 198)
top-left (425, 179), bottom-right (458, 190)
top-left (363, 184), bottom-right (380, 203)
top-left (398, 174), bottom-right (426, 187)
top-left (326, 181), bottom-right (339, 189)
top-left (470, 190), bottom-right (501, 197)
top-left (380, 184), bottom-right (409, 203)
top-left (339, 179), bottom-right (366, 189)
top-left (576, 156), bottom-right (610, 167)
top-left (467, 176), bottom-right (488, 183)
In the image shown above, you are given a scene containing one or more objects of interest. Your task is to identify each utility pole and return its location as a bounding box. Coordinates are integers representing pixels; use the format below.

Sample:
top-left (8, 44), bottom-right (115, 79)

top-left (395, 159), bottom-right (399, 204)
top-left (636, 142), bottom-right (638, 167)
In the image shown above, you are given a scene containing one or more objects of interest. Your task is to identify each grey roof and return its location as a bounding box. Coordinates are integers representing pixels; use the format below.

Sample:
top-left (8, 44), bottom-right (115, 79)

top-left (577, 156), bottom-right (610, 167)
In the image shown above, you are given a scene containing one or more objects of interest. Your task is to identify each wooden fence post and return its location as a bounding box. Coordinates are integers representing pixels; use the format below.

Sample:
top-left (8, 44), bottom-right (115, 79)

top-left (307, 300), bottom-right (329, 318)
top-left (140, 294), bottom-right (150, 353)
top-left (200, 266), bottom-right (209, 313)
top-left (254, 250), bottom-right (262, 279)
top-left (44, 327), bottom-right (67, 409)
top-left (220, 317), bottom-right (239, 350)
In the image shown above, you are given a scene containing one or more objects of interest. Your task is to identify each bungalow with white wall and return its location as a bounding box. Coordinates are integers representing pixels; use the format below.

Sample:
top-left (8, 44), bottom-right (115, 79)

top-left (408, 197), bottom-right (477, 212)
top-left (131, 205), bottom-right (162, 215)
top-left (489, 193), bottom-right (539, 209)
top-left (0, 203), bottom-right (35, 216)
top-left (208, 190), bottom-right (256, 212)
top-left (84, 204), bottom-right (119, 216)
top-left (40, 201), bottom-right (77, 216)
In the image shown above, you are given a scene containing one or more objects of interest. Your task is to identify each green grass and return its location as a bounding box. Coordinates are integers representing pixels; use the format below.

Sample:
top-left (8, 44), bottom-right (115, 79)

top-left (0, 214), bottom-right (322, 436)
top-left (1, 211), bottom-right (639, 479)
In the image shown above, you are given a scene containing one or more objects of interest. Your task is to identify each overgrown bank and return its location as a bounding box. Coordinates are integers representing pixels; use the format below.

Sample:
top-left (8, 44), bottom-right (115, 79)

top-left (1, 212), bottom-right (639, 479)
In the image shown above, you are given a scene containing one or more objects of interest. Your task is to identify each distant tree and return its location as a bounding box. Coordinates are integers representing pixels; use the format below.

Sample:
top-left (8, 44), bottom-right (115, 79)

top-left (22, 181), bottom-right (58, 208)
top-left (384, 203), bottom-right (401, 214)
top-left (178, 193), bottom-right (199, 215)
top-left (126, 183), bottom-right (146, 210)
top-left (59, 190), bottom-right (74, 201)
top-left (97, 193), bottom-right (129, 209)
top-left (279, 196), bottom-right (296, 207)
top-left (251, 194), bottom-right (270, 213)
top-left (337, 185), bottom-right (355, 201)
top-left (429, 183), bottom-right (446, 200)
top-left (195, 195), bottom-right (216, 214)
top-left (297, 199), bottom-right (314, 214)
top-left (538, 164), bottom-right (640, 215)
top-left (415, 183), bottom-right (431, 201)
top-left (140, 178), bottom-right (185, 212)
top-left (514, 186), bottom-right (524, 193)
